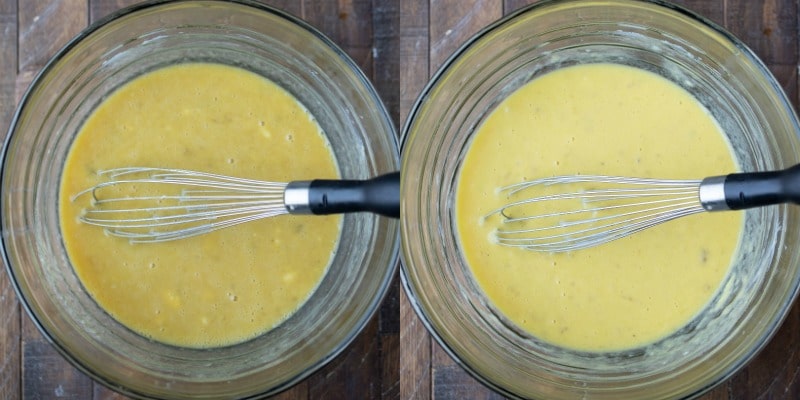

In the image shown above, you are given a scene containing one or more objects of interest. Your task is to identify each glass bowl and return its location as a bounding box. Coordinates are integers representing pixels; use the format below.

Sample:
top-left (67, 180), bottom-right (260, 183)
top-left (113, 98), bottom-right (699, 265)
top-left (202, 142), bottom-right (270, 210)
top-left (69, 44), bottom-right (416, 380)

top-left (400, 0), bottom-right (800, 398)
top-left (1, 1), bottom-right (398, 398)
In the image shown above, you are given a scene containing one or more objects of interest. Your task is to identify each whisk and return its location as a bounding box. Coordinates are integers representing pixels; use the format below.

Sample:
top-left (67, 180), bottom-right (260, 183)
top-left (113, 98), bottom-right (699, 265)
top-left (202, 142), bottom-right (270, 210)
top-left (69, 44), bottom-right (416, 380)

top-left (73, 167), bottom-right (399, 243)
top-left (487, 164), bottom-right (800, 253)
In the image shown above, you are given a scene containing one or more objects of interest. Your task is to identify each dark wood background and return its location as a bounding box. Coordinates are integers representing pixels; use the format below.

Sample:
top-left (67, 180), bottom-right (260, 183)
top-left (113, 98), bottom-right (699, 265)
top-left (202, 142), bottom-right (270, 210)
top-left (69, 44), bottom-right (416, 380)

top-left (399, 0), bottom-right (800, 399)
top-left (0, 1), bottom-right (399, 399)
top-left (1, 0), bottom-right (800, 399)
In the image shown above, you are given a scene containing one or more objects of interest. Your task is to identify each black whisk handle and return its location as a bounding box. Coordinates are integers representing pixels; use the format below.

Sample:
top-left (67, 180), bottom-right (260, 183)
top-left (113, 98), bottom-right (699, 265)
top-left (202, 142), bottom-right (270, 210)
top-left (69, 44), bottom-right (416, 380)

top-left (286, 172), bottom-right (400, 218)
top-left (723, 163), bottom-right (800, 210)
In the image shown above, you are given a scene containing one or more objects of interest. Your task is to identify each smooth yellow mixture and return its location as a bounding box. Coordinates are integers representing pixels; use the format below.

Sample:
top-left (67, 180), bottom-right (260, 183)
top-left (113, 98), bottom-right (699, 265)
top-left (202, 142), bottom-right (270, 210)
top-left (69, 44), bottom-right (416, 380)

top-left (59, 63), bottom-right (340, 348)
top-left (456, 63), bottom-right (742, 352)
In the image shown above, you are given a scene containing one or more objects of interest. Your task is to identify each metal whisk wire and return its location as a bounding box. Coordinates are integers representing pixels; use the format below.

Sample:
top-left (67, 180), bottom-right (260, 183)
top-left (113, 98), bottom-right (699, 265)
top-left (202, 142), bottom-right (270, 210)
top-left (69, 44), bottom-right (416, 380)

top-left (73, 167), bottom-right (290, 242)
top-left (486, 175), bottom-right (706, 252)
top-left (72, 167), bottom-right (401, 243)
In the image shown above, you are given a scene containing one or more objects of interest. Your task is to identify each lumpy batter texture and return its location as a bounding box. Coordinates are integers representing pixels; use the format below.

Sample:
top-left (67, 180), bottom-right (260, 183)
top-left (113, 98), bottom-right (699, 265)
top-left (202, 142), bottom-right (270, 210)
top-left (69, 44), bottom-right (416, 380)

top-left (455, 63), bottom-right (742, 351)
top-left (59, 63), bottom-right (340, 348)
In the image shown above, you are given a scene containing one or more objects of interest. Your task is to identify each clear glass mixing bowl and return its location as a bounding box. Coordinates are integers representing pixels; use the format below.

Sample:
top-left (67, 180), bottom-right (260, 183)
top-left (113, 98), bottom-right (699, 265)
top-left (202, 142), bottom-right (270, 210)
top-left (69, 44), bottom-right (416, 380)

top-left (401, 0), bottom-right (800, 398)
top-left (1, 1), bottom-right (398, 398)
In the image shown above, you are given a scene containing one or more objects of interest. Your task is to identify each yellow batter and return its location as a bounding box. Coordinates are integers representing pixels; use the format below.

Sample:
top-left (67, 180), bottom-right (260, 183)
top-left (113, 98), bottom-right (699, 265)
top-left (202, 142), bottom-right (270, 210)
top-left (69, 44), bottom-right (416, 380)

top-left (59, 63), bottom-right (341, 348)
top-left (456, 63), bottom-right (742, 351)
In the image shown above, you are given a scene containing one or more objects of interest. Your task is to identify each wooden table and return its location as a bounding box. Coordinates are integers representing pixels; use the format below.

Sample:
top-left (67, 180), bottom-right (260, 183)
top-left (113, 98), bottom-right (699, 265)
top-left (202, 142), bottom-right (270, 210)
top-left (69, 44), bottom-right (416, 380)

top-left (399, 1), bottom-right (800, 399)
top-left (2, 0), bottom-right (800, 399)
top-left (0, 1), bottom-right (398, 399)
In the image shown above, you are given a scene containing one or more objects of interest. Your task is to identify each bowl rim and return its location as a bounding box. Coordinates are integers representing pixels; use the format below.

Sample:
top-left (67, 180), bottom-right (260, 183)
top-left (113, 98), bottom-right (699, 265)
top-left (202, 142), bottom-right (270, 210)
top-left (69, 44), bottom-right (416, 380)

top-left (1, 0), bottom-right (400, 398)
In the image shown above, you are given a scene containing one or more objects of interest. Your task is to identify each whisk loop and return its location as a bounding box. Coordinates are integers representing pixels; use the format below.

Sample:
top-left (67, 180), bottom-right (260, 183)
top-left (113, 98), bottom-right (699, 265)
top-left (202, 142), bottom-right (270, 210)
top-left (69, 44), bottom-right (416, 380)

top-left (486, 175), bottom-right (706, 252)
top-left (73, 167), bottom-right (290, 243)
top-left (73, 167), bottom-right (401, 243)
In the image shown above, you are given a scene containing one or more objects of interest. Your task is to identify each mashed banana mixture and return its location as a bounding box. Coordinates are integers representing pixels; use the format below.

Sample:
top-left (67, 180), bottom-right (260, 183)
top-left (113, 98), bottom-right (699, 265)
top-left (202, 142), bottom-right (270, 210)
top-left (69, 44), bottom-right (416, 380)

top-left (60, 63), bottom-right (341, 348)
top-left (455, 63), bottom-right (742, 351)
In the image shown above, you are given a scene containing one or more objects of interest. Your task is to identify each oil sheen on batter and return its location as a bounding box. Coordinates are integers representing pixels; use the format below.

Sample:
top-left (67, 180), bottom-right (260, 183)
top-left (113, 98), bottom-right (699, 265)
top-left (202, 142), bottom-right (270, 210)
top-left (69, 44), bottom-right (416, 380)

top-left (455, 63), bottom-right (743, 351)
top-left (59, 63), bottom-right (340, 348)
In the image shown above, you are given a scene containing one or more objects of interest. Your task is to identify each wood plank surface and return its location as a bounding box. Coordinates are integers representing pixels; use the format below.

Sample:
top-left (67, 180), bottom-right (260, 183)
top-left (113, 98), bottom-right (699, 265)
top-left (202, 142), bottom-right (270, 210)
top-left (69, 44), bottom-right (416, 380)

top-left (4, 0), bottom-right (800, 399)
top-left (398, 0), bottom-right (430, 398)
top-left (0, 0), bottom-right (19, 397)
top-left (1, 0), bottom-right (399, 399)
top-left (398, 0), bottom-right (800, 399)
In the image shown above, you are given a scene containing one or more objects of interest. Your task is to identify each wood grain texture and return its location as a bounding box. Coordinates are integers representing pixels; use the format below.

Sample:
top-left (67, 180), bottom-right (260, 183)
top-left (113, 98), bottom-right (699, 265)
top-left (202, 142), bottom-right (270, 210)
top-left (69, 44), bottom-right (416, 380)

top-left (372, 0), bottom-right (401, 125)
top-left (398, 2), bottom-right (430, 399)
top-left (382, 332), bottom-right (401, 399)
top-left (398, 0), bottom-right (800, 399)
top-left (376, 2), bottom-right (401, 398)
top-left (17, 1), bottom-right (87, 72)
top-left (310, 318), bottom-right (382, 399)
top-left (724, 0), bottom-right (797, 65)
top-left (400, 290), bottom-right (431, 400)
top-left (89, 0), bottom-right (143, 22)
top-left (502, 0), bottom-right (538, 14)
top-left (0, 0), bottom-right (19, 396)
top-left (21, 340), bottom-right (93, 399)
top-left (4, 0), bottom-right (399, 399)
top-left (428, 0), bottom-right (501, 70)
top-left (301, 0), bottom-right (375, 76)
top-left (399, 0), bottom-right (428, 122)
top-left (431, 365), bottom-right (504, 400)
